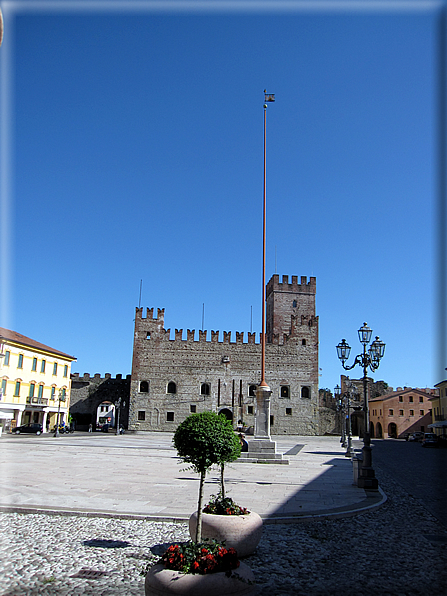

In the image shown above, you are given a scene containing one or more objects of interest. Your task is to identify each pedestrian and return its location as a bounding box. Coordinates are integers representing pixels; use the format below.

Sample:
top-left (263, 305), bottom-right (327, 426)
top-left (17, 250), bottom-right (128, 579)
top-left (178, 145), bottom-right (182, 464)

top-left (88, 423), bottom-right (92, 433)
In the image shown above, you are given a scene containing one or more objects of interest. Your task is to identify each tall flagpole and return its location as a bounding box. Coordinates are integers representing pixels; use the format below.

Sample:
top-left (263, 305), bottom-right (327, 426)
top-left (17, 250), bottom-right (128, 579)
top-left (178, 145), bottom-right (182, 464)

top-left (260, 90), bottom-right (275, 388)
top-left (244, 91), bottom-right (284, 460)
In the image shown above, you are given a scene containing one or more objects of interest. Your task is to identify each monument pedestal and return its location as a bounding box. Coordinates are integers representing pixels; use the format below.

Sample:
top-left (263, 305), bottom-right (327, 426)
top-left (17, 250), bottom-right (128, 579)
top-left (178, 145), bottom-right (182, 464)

top-left (238, 385), bottom-right (288, 464)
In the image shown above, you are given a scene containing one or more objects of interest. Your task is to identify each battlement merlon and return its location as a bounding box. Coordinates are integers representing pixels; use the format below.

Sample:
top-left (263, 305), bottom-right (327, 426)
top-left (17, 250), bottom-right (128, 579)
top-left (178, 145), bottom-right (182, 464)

top-left (71, 373), bottom-right (131, 381)
top-left (266, 274), bottom-right (316, 298)
top-left (135, 307), bottom-right (165, 323)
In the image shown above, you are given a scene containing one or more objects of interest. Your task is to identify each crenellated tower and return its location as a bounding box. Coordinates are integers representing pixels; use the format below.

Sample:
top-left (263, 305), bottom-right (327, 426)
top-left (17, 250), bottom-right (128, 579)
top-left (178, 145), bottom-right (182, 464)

top-left (266, 275), bottom-right (317, 344)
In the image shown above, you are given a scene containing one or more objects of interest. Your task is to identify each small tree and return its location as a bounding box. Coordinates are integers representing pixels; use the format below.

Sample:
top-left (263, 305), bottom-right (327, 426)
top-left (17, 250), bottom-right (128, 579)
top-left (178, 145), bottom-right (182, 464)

top-left (173, 411), bottom-right (241, 542)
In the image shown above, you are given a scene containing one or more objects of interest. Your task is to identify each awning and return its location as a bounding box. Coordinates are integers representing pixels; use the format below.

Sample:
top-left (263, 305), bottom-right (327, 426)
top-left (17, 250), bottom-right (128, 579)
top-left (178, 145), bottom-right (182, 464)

top-left (0, 411), bottom-right (14, 419)
top-left (427, 421), bottom-right (447, 428)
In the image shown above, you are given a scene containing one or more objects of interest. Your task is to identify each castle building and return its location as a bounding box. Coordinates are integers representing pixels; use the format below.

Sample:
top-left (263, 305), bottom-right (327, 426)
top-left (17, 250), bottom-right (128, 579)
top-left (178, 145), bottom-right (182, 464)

top-left (129, 274), bottom-right (319, 435)
top-left (0, 327), bottom-right (76, 432)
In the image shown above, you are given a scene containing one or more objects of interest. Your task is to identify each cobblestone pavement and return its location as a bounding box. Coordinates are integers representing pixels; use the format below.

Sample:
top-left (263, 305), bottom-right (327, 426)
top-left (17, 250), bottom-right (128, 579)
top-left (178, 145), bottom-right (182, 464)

top-left (1, 465), bottom-right (446, 596)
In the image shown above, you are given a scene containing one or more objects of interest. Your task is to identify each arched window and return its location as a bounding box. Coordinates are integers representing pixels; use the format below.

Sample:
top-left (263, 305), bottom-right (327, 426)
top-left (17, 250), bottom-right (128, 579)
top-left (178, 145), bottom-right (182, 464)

top-left (280, 386), bottom-right (290, 398)
top-left (200, 383), bottom-right (210, 396)
top-left (167, 381), bottom-right (177, 394)
top-left (140, 381), bottom-right (149, 393)
top-left (248, 385), bottom-right (257, 397)
top-left (301, 386), bottom-right (310, 399)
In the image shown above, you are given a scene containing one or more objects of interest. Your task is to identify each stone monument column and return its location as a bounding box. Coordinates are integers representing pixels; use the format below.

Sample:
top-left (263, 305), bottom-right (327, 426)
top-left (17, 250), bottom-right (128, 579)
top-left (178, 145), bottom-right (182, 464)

top-left (254, 384), bottom-right (271, 439)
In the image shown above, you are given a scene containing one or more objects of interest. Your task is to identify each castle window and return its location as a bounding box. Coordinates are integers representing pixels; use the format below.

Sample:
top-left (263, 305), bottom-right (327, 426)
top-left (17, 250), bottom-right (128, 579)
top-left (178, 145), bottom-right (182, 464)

top-left (301, 386), bottom-right (310, 399)
top-left (247, 406), bottom-right (254, 415)
top-left (138, 411), bottom-right (146, 421)
top-left (32, 358), bottom-right (37, 371)
top-left (201, 383), bottom-right (210, 396)
top-left (167, 381), bottom-right (177, 394)
top-left (167, 411), bottom-right (175, 422)
top-left (140, 380), bottom-right (149, 393)
top-left (293, 300), bottom-right (297, 308)
top-left (41, 360), bottom-right (46, 373)
top-left (190, 405), bottom-right (197, 413)
top-left (18, 354), bottom-right (23, 369)
top-left (302, 339), bottom-right (306, 346)
top-left (270, 415), bottom-right (274, 426)
top-left (286, 408), bottom-right (292, 415)
top-left (280, 386), bottom-right (290, 398)
top-left (146, 332), bottom-right (151, 340)
top-left (249, 385), bottom-right (257, 397)
top-left (53, 362), bottom-right (58, 375)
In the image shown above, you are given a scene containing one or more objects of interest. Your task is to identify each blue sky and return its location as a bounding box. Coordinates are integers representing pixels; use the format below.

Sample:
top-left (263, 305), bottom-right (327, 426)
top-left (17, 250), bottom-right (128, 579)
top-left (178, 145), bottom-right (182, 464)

top-left (0, 0), bottom-right (443, 392)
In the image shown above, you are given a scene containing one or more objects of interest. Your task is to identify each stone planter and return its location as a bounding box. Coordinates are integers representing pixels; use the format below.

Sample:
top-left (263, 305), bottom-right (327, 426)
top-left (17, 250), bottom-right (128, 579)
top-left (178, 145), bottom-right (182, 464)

top-left (145, 562), bottom-right (256, 596)
top-left (189, 511), bottom-right (263, 558)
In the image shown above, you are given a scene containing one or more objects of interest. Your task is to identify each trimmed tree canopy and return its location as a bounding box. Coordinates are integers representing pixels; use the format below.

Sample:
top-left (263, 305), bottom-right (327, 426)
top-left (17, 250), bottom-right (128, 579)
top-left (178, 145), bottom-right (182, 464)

top-left (173, 411), bottom-right (241, 475)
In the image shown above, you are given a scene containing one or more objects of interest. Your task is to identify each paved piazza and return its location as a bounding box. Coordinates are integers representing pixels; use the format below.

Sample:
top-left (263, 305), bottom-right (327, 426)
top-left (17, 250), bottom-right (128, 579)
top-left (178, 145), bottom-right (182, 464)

top-left (0, 433), bottom-right (446, 595)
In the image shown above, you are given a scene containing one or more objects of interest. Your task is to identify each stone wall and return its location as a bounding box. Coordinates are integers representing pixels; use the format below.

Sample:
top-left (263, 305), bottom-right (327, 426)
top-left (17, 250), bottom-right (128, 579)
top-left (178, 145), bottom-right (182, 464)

top-left (70, 373), bottom-right (130, 430)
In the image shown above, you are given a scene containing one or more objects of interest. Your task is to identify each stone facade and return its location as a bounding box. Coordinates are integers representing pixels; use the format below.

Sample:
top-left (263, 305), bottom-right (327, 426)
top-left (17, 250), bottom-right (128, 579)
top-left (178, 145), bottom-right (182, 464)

top-left (129, 274), bottom-right (319, 435)
top-left (70, 373), bottom-right (130, 431)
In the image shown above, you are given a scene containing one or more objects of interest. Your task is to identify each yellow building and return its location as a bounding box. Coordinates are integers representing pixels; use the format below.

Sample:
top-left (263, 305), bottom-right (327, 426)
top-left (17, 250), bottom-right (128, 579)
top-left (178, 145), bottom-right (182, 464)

top-left (429, 378), bottom-right (447, 436)
top-left (0, 328), bottom-right (76, 433)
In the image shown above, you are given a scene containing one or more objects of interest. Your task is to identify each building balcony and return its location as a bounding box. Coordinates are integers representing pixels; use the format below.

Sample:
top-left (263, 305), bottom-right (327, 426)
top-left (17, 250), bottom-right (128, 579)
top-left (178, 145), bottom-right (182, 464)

top-left (26, 397), bottom-right (49, 406)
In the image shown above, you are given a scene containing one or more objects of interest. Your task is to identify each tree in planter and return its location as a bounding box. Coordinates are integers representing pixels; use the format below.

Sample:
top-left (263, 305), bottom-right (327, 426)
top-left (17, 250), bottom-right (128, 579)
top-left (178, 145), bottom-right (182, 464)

top-left (173, 411), bottom-right (241, 542)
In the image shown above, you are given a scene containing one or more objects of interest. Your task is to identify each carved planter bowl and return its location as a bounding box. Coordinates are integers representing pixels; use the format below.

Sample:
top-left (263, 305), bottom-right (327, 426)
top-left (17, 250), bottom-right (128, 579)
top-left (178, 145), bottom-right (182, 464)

top-left (189, 511), bottom-right (263, 558)
top-left (145, 562), bottom-right (256, 596)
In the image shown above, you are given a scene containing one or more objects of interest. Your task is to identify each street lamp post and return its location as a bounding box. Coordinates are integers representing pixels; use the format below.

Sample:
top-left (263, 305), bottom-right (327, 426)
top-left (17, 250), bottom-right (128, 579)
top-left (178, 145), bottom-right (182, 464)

top-left (334, 384), bottom-right (346, 447)
top-left (335, 381), bottom-right (357, 458)
top-left (336, 323), bottom-right (385, 489)
top-left (54, 389), bottom-right (66, 438)
top-left (115, 398), bottom-right (126, 435)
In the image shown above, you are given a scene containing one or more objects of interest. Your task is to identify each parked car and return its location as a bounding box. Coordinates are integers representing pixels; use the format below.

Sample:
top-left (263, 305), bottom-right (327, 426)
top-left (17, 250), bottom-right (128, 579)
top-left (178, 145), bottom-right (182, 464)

top-left (422, 433), bottom-right (438, 447)
top-left (14, 423), bottom-right (43, 435)
top-left (408, 431), bottom-right (424, 442)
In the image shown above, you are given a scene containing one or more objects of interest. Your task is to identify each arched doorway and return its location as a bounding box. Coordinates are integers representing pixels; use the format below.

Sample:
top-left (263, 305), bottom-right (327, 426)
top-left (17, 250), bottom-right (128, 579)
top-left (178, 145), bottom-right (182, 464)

top-left (219, 408), bottom-right (233, 421)
top-left (376, 422), bottom-right (383, 438)
top-left (369, 422), bottom-right (375, 438)
top-left (388, 422), bottom-right (397, 438)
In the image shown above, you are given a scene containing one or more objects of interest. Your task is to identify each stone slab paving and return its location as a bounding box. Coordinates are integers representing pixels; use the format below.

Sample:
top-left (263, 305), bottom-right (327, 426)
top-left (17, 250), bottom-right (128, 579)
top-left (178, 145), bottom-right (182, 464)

top-left (0, 433), bottom-right (383, 520)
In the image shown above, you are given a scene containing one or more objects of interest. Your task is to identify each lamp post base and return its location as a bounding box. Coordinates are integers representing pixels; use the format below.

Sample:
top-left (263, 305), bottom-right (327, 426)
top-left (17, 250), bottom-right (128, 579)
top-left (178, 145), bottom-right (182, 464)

top-left (357, 467), bottom-right (379, 490)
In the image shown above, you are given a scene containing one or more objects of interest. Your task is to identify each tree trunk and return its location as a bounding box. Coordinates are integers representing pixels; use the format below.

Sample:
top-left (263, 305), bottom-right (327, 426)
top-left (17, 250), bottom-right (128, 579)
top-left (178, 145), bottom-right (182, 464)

top-left (196, 471), bottom-right (205, 543)
top-left (220, 463), bottom-right (225, 499)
